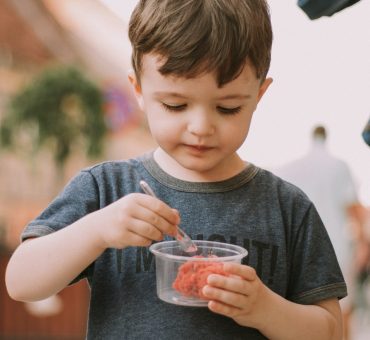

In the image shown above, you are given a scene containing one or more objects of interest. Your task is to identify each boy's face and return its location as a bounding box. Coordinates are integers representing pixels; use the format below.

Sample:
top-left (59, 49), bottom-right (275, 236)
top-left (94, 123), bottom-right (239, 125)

top-left (129, 54), bottom-right (272, 181)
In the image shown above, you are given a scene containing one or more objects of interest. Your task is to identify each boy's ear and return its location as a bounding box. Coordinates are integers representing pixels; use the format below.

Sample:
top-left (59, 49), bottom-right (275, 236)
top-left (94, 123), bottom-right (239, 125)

top-left (128, 70), bottom-right (145, 110)
top-left (257, 77), bottom-right (273, 102)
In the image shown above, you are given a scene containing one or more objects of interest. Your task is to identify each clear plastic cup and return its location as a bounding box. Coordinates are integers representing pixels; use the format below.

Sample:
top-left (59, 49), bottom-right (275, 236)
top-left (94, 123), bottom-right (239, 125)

top-left (149, 240), bottom-right (248, 307)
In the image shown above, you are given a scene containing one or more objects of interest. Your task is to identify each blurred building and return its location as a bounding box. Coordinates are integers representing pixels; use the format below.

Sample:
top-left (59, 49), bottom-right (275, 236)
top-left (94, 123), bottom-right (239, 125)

top-left (0, 0), bottom-right (154, 338)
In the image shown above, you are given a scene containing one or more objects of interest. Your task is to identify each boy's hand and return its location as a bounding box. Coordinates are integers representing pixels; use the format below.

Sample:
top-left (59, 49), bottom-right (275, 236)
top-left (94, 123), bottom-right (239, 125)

top-left (202, 263), bottom-right (271, 328)
top-left (93, 193), bottom-right (180, 249)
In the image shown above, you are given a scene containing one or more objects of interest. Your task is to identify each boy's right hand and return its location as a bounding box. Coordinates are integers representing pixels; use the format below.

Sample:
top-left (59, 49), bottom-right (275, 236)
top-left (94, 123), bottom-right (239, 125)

top-left (92, 193), bottom-right (180, 250)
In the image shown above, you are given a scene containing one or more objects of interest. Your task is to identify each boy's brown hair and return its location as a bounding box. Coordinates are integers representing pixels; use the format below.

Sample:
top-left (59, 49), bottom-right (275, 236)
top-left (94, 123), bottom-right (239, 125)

top-left (128, 0), bottom-right (273, 87)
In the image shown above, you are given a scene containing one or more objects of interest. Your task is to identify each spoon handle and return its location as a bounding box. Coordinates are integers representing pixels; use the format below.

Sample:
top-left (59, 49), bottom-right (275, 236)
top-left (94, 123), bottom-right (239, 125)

top-left (139, 180), bottom-right (197, 253)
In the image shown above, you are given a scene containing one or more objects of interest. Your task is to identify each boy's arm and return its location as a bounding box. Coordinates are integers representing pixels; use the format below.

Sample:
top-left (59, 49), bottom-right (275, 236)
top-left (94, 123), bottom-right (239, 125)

top-left (347, 203), bottom-right (370, 271)
top-left (6, 193), bottom-right (179, 302)
top-left (5, 212), bottom-right (106, 302)
top-left (254, 291), bottom-right (342, 340)
top-left (203, 263), bottom-right (342, 340)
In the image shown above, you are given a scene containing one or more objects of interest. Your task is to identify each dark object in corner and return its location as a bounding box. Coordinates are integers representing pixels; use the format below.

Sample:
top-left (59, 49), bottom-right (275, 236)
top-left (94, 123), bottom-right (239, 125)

top-left (297, 0), bottom-right (362, 20)
top-left (362, 118), bottom-right (370, 147)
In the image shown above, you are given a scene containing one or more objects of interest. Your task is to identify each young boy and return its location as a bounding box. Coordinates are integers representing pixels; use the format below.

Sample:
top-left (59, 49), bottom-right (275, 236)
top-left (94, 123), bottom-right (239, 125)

top-left (6, 1), bottom-right (346, 339)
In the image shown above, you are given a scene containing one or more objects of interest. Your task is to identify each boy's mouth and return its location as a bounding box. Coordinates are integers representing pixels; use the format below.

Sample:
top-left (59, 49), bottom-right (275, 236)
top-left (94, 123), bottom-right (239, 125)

top-left (185, 144), bottom-right (214, 152)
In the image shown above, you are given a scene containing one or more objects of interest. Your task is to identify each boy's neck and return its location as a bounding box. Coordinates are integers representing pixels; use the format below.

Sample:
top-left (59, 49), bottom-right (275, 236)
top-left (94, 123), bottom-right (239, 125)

top-left (153, 148), bottom-right (247, 182)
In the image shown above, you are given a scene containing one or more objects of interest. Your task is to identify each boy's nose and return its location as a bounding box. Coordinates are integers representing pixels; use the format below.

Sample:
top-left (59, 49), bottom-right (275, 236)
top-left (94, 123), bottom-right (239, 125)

top-left (187, 111), bottom-right (215, 136)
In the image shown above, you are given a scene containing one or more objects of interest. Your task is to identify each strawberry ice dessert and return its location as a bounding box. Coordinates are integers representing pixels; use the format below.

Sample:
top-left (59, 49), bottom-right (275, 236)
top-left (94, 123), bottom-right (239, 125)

top-left (172, 256), bottom-right (228, 299)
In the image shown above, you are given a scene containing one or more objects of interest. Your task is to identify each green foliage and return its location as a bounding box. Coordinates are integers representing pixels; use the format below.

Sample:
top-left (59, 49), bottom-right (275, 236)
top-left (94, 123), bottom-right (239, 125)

top-left (0, 66), bottom-right (107, 167)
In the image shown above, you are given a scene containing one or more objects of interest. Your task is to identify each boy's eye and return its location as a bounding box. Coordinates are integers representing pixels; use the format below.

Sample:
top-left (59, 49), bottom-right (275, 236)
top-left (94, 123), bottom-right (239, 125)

top-left (162, 103), bottom-right (187, 112)
top-left (217, 106), bottom-right (242, 115)
top-left (161, 103), bottom-right (242, 115)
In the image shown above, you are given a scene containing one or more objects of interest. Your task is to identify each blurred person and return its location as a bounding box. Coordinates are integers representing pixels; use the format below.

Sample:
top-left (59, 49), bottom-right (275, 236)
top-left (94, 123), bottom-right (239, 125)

top-left (275, 125), bottom-right (369, 340)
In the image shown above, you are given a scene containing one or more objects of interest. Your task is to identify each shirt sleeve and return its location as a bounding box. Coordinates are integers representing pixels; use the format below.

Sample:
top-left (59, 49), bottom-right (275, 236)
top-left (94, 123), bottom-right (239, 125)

top-left (287, 203), bottom-right (347, 304)
top-left (21, 169), bottom-right (100, 241)
top-left (20, 169), bottom-right (100, 283)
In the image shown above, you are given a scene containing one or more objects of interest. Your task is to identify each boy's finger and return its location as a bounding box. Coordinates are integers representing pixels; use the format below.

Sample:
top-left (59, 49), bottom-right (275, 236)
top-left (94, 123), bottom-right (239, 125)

top-left (222, 263), bottom-right (256, 281)
top-left (202, 284), bottom-right (245, 309)
top-left (207, 274), bottom-right (249, 296)
top-left (139, 194), bottom-right (180, 225)
top-left (133, 197), bottom-right (178, 236)
top-left (125, 230), bottom-right (154, 248)
top-left (128, 218), bottom-right (164, 241)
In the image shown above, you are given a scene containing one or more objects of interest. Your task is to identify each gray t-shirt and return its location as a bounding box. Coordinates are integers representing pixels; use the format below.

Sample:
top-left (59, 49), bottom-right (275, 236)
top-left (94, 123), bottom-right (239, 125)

top-left (22, 152), bottom-right (347, 339)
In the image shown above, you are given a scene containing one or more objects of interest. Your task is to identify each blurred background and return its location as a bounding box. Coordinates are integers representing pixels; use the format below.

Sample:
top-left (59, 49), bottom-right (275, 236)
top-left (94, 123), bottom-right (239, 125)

top-left (0, 0), bottom-right (369, 339)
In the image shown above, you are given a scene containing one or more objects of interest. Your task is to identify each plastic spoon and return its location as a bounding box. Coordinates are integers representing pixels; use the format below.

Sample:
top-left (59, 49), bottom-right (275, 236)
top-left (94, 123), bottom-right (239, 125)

top-left (139, 180), bottom-right (198, 253)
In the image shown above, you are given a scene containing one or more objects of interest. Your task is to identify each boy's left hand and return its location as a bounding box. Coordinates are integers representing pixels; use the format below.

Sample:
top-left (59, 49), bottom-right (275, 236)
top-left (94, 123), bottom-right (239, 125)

top-left (202, 262), bottom-right (271, 328)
